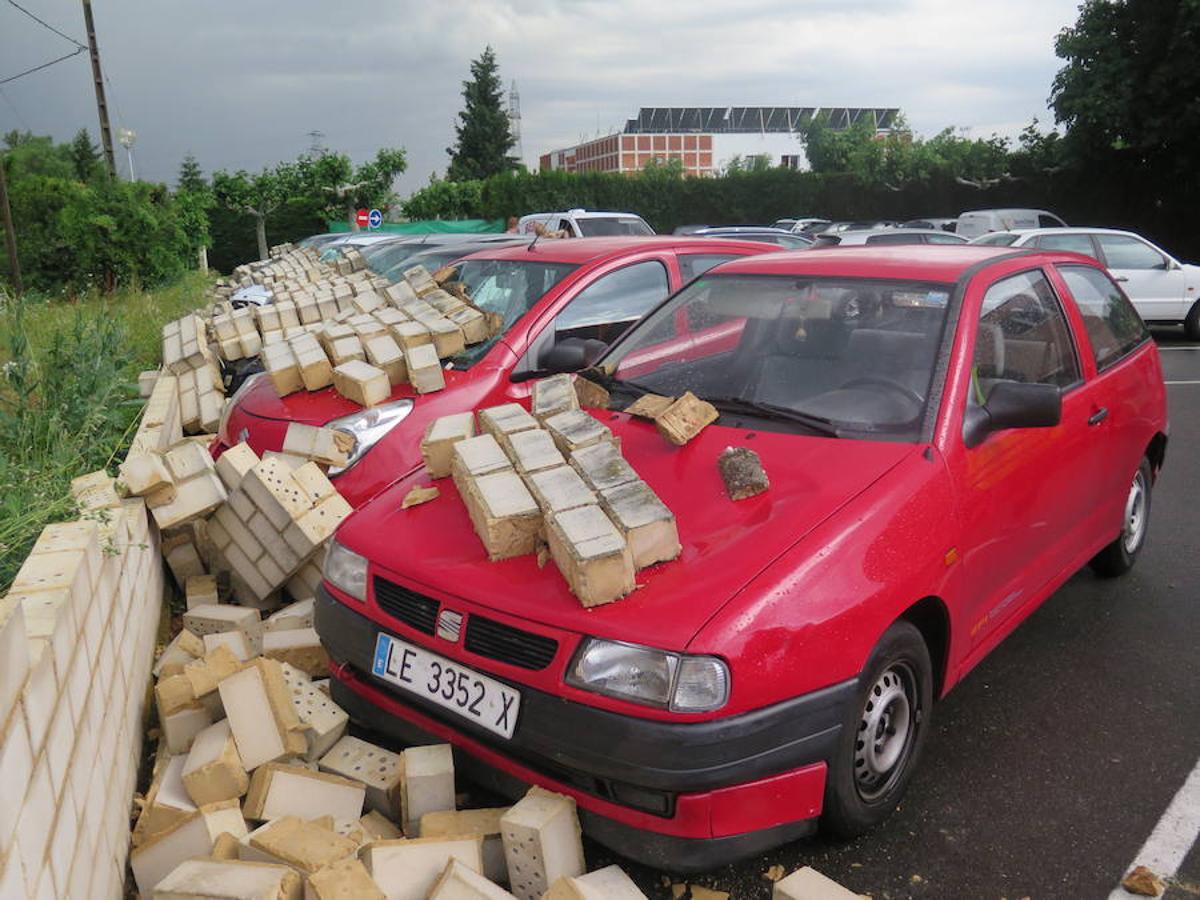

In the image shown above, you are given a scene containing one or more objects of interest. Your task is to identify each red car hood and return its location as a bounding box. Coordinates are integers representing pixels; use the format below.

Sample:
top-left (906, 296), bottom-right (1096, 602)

top-left (238, 374), bottom-right (431, 425)
top-left (338, 415), bottom-right (918, 651)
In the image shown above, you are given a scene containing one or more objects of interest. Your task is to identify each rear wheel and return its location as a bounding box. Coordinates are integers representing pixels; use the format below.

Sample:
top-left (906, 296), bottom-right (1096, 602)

top-left (1089, 457), bottom-right (1153, 577)
top-left (1185, 300), bottom-right (1200, 341)
top-left (822, 621), bottom-right (933, 838)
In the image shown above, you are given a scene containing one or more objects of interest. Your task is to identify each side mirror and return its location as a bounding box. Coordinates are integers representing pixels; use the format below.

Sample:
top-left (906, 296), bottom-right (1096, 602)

top-left (541, 338), bottom-right (606, 374)
top-left (963, 381), bottom-right (1062, 449)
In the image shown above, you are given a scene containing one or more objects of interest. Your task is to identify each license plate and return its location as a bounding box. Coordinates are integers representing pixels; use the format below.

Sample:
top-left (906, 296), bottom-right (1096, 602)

top-left (371, 633), bottom-right (521, 739)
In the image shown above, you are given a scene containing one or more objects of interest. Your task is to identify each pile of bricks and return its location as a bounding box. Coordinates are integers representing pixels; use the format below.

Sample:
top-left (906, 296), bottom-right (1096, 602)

top-left (418, 374), bottom-right (682, 607)
top-left (137, 618), bottom-right (646, 899)
top-left (161, 313), bottom-right (228, 434)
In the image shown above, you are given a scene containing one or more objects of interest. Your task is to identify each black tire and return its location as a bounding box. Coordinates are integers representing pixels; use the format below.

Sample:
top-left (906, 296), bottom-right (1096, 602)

top-left (821, 620), bottom-right (933, 839)
top-left (1089, 457), bottom-right (1153, 578)
top-left (1185, 300), bottom-right (1200, 341)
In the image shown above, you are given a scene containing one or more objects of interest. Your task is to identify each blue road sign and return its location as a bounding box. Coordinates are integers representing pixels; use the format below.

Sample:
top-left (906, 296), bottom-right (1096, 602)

top-left (368, 208), bottom-right (383, 229)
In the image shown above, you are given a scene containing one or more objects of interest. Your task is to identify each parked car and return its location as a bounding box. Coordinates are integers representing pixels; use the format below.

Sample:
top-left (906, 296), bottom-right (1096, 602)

top-left (375, 237), bottom-right (533, 284)
top-left (315, 244), bottom-right (1166, 870)
top-left (967, 228), bottom-right (1200, 335)
top-left (773, 217), bottom-right (831, 234)
top-left (517, 210), bottom-right (655, 238)
top-left (955, 208), bottom-right (1066, 239)
top-left (215, 236), bottom-right (773, 506)
top-left (681, 226), bottom-right (814, 249)
top-left (900, 218), bottom-right (957, 232)
top-left (814, 228), bottom-right (968, 247)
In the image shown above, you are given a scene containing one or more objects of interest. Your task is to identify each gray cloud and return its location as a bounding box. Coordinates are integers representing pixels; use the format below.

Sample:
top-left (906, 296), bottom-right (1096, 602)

top-left (0, 0), bottom-right (1078, 195)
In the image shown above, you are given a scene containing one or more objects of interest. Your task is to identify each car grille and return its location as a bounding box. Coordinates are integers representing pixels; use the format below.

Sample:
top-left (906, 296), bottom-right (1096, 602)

top-left (373, 576), bottom-right (559, 670)
top-left (373, 577), bottom-right (438, 635)
top-left (465, 616), bottom-right (558, 671)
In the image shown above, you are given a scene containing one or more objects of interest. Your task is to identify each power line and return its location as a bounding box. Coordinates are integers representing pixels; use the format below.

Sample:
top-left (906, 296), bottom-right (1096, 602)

top-left (3, 0), bottom-right (86, 48)
top-left (0, 46), bottom-right (85, 86)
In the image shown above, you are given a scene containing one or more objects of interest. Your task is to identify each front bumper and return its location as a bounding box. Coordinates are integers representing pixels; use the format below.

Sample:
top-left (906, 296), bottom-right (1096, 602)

top-left (316, 586), bottom-right (855, 870)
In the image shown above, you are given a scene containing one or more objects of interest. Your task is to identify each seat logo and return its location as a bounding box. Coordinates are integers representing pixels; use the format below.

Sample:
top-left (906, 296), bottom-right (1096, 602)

top-left (436, 609), bottom-right (463, 642)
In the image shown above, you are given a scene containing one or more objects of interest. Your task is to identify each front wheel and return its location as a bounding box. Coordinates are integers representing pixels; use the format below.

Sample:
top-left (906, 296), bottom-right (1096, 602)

top-left (1089, 457), bottom-right (1153, 578)
top-left (821, 621), bottom-right (933, 839)
top-left (1184, 299), bottom-right (1200, 341)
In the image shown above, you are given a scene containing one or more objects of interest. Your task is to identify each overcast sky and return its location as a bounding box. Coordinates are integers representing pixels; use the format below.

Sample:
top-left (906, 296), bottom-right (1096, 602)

top-left (0, 0), bottom-right (1082, 196)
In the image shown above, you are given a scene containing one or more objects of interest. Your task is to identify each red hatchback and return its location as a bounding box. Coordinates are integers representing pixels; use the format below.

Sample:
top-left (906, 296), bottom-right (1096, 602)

top-left (315, 246), bottom-right (1167, 869)
top-left (215, 236), bottom-right (772, 506)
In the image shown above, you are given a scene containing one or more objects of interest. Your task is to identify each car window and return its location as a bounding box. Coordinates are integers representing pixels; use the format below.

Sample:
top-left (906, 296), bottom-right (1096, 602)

top-left (926, 233), bottom-right (966, 245)
top-left (552, 260), bottom-right (670, 338)
top-left (574, 217), bottom-right (654, 237)
top-left (1097, 234), bottom-right (1165, 270)
top-left (865, 232), bottom-right (924, 245)
top-left (971, 270), bottom-right (1081, 400)
top-left (678, 253), bottom-right (740, 283)
top-left (1035, 233), bottom-right (1099, 258)
top-left (1057, 264), bottom-right (1149, 371)
top-left (1037, 214), bottom-right (1065, 228)
top-left (974, 233), bottom-right (1019, 247)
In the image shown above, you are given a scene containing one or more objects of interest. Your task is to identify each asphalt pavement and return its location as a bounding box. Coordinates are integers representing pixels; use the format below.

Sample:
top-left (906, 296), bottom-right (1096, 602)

top-left (587, 327), bottom-right (1200, 899)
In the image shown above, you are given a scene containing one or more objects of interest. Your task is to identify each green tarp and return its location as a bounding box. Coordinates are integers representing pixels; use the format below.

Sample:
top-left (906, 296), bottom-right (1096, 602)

top-left (327, 219), bottom-right (504, 234)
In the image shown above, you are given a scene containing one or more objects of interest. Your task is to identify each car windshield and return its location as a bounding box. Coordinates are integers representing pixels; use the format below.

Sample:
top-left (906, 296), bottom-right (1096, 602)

top-left (974, 233), bottom-right (1020, 246)
top-left (445, 258), bottom-right (579, 368)
top-left (605, 273), bottom-right (954, 440)
top-left (576, 217), bottom-right (654, 237)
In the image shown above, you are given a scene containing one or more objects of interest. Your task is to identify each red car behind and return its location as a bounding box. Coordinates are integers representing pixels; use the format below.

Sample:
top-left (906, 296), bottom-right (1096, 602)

top-left (216, 236), bottom-right (773, 506)
top-left (315, 246), bottom-right (1167, 870)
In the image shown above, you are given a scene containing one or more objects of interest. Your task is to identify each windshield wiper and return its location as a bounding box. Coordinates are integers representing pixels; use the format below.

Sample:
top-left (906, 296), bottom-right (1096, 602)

top-left (579, 368), bottom-right (655, 398)
top-left (705, 396), bottom-right (842, 437)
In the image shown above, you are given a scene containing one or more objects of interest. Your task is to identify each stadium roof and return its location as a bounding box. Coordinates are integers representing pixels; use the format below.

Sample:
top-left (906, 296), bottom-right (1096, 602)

top-left (622, 106), bottom-right (900, 134)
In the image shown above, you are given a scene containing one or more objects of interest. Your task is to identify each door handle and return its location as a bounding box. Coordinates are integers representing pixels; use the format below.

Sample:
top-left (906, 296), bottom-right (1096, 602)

top-left (1114, 276), bottom-right (1129, 283)
top-left (1088, 407), bottom-right (1109, 426)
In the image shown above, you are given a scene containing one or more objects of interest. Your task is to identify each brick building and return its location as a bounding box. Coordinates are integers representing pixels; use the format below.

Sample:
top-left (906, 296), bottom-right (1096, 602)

top-left (539, 106), bottom-right (899, 176)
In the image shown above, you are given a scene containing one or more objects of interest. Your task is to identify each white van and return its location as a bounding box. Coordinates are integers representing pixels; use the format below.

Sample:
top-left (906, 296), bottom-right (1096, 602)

top-left (517, 209), bottom-right (655, 238)
top-left (955, 208), bottom-right (1066, 239)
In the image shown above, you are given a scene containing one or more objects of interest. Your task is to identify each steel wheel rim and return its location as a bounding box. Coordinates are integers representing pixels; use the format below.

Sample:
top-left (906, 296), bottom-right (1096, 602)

top-left (1122, 469), bottom-right (1148, 554)
top-left (854, 662), bottom-right (917, 802)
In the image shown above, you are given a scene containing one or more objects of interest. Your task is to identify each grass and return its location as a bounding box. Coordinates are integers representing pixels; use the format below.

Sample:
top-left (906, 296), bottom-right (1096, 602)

top-left (0, 273), bottom-right (211, 591)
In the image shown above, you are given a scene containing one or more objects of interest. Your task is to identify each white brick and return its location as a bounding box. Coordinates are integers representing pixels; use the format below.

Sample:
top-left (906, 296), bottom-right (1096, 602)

top-left (44, 696), bottom-right (74, 790)
top-left (429, 858), bottom-right (516, 900)
top-left (500, 787), bottom-right (585, 900)
top-left (152, 858), bottom-right (301, 899)
top-left (773, 866), bottom-right (862, 900)
top-left (364, 836), bottom-right (484, 900)
top-left (244, 763), bottom-right (365, 822)
top-left (0, 596), bottom-right (29, 733)
top-left (401, 744), bottom-right (456, 835)
top-left (129, 800), bottom-right (247, 896)
top-left (319, 736), bottom-right (403, 822)
top-left (0, 703), bottom-right (34, 857)
top-left (15, 756), bottom-right (54, 891)
top-left (421, 808), bottom-right (509, 885)
top-left (544, 865), bottom-right (647, 899)
top-left (21, 647), bottom-right (57, 758)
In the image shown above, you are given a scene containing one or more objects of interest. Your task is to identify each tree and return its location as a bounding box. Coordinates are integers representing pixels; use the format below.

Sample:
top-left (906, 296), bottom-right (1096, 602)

top-left (177, 153), bottom-right (207, 193)
top-left (1050, 0), bottom-right (1200, 179)
top-left (446, 47), bottom-right (517, 181)
top-left (212, 167), bottom-right (286, 261)
top-left (68, 129), bottom-right (102, 182)
top-left (297, 148), bottom-right (407, 228)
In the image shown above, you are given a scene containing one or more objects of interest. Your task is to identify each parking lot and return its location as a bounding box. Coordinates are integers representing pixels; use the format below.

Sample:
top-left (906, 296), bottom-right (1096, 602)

top-left (562, 327), bottom-right (1199, 899)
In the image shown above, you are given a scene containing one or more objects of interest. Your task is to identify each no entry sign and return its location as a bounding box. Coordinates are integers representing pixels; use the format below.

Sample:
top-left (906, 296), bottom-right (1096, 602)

top-left (355, 208), bottom-right (369, 228)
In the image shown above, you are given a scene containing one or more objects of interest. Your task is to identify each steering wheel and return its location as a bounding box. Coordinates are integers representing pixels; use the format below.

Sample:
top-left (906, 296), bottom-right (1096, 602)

top-left (839, 376), bottom-right (924, 406)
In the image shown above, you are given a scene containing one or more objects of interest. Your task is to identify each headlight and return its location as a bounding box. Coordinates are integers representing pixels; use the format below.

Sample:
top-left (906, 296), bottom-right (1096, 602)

top-left (324, 399), bottom-right (414, 475)
top-left (566, 638), bottom-right (730, 713)
top-left (218, 371), bottom-right (265, 443)
top-left (323, 538), bottom-right (368, 601)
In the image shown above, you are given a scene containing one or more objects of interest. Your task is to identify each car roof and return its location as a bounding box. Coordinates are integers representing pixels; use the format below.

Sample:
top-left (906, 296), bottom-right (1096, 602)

top-left (713, 245), bottom-right (1027, 282)
top-left (455, 235), bottom-right (773, 264)
top-left (694, 227), bottom-right (799, 236)
top-left (1005, 227), bottom-right (1140, 239)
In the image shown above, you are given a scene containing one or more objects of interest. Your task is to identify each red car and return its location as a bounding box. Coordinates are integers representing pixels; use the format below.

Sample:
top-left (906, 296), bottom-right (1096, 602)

top-left (215, 237), bottom-right (773, 506)
top-left (314, 246), bottom-right (1167, 869)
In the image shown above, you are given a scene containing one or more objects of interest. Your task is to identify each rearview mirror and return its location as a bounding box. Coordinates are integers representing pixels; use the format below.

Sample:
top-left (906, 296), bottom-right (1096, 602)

top-left (963, 381), bottom-right (1062, 449)
top-left (541, 338), bottom-right (607, 374)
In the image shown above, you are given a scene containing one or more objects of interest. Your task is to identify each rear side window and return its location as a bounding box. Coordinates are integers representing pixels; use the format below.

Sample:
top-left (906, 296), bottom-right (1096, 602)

top-left (1035, 233), bottom-right (1099, 258)
top-left (1097, 235), bottom-right (1166, 270)
top-left (926, 233), bottom-right (966, 245)
top-left (865, 232), bottom-right (921, 245)
top-left (1038, 214), bottom-right (1066, 228)
top-left (1057, 265), bottom-right (1149, 371)
top-left (973, 270), bottom-right (1081, 395)
top-left (554, 260), bottom-right (670, 333)
top-left (678, 253), bottom-right (739, 283)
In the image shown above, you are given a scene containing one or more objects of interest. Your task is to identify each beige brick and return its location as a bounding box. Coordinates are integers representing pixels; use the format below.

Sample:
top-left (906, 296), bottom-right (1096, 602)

top-left (478, 403), bottom-right (539, 451)
top-left (567, 442), bottom-right (639, 493)
top-left (461, 470), bottom-right (542, 561)
top-left (240, 815), bottom-right (358, 875)
top-left (202, 630), bottom-right (254, 663)
top-left (157, 672), bottom-right (199, 717)
top-left (773, 866), bottom-right (861, 900)
top-left (599, 480), bottom-right (680, 569)
top-left (404, 265), bottom-right (438, 295)
top-left (654, 391), bottom-right (718, 446)
top-left (182, 720), bottom-right (249, 805)
top-left (429, 858), bottom-right (516, 899)
top-left (291, 334), bottom-right (334, 391)
top-left (165, 440), bottom-right (216, 482)
top-left (401, 744), bottom-right (455, 836)
top-left (391, 319), bottom-right (432, 351)
top-left (266, 597), bottom-right (315, 632)
top-left (222, 658), bottom-right (305, 762)
top-left (420, 413), bottom-right (476, 478)
top-left (544, 865), bottom-right (646, 899)
top-left (282, 424), bottom-right (354, 468)
top-left (426, 318), bottom-right (466, 358)
top-left (0, 704), bottom-right (35, 857)
top-left (285, 667), bottom-right (347, 761)
top-left (150, 857), bottom-right (300, 899)
top-left (151, 472), bottom-right (228, 530)
top-left (263, 627), bottom-right (328, 677)
top-left (0, 597), bottom-right (29, 731)
top-left (364, 333), bottom-right (408, 385)
top-left (359, 810), bottom-right (403, 841)
top-left (333, 360), bottom-right (390, 407)
top-left (546, 506), bottom-right (635, 608)
top-left (119, 452), bottom-right (173, 497)
top-left (130, 800), bottom-right (247, 896)
top-left (450, 434), bottom-right (511, 496)
top-left (328, 334), bottom-right (366, 367)
top-left (162, 704), bottom-right (213, 755)
top-left (385, 280), bottom-right (417, 306)
top-left (215, 442), bottom-right (261, 492)
top-left (242, 457), bottom-right (317, 532)
top-left (212, 504), bottom-right (264, 561)
top-left (405, 342), bottom-right (445, 393)
top-left (500, 787), bottom-right (585, 900)
top-left (244, 763), bottom-right (365, 822)
top-left (319, 735), bottom-right (404, 822)
top-left (530, 374), bottom-right (579, 422)
top-left (183, 573), bottom-right (218, 610)
top-left (525, 465), bottom-right (597, 518)
top-left (154, 628), bottom-right (204, 678)
top-left (421, 808), bottom-right (508, 885)
top-left (282, 493), bottom-right (352, 559)
top-left (304, 856), bottom-right (385, 899)
top-left (166, 540), bottom-right (206, 588)
top-left (365, 836), bottom-right (484, 900)
top-left (70, 469), bottom-right (123, 511)
top-left (183, 604), bottom-right (261, 647)
top-left (543, 410), bottom-right (614, 456)
top-left (447, 306), bottom-right (488, 344)
top-left (505, 429), bottom-right (565, 477)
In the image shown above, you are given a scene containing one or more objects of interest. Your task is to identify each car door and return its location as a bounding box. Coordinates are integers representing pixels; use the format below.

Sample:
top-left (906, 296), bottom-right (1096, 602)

top-left (948, 267), bottom-right (1101, 654)
top-left (1095, 233), bottom-right (1187, 322)
top-left (1032, 232), bottom-right (1100, 260)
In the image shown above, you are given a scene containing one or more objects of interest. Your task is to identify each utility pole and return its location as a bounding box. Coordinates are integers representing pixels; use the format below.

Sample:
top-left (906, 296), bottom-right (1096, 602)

top-left (81, 0), bottom-right (116, 179)
top-left (0, 157), bottom-right (23, 297)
